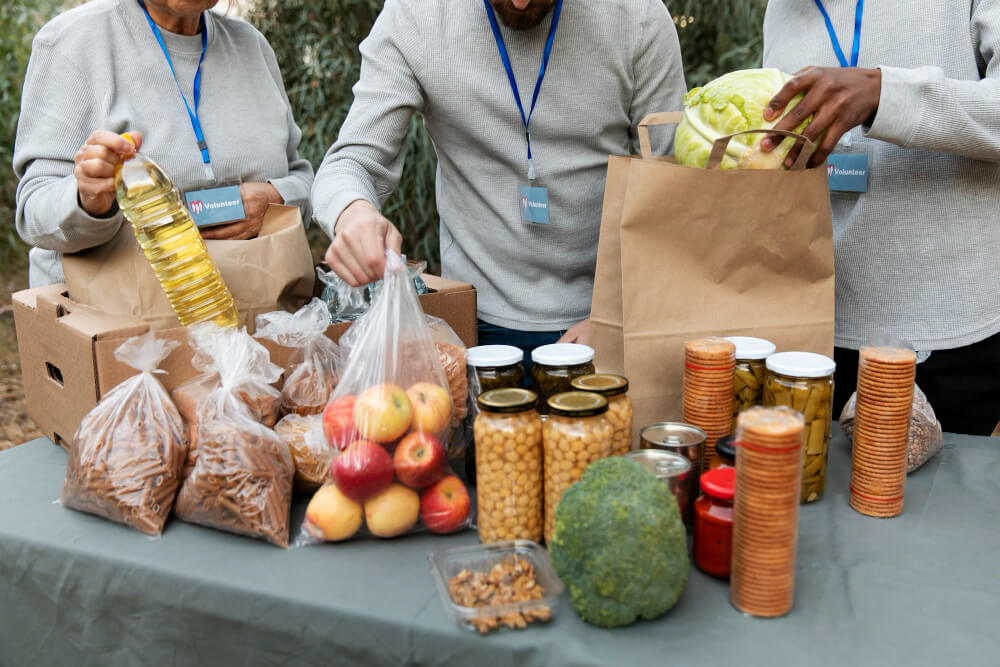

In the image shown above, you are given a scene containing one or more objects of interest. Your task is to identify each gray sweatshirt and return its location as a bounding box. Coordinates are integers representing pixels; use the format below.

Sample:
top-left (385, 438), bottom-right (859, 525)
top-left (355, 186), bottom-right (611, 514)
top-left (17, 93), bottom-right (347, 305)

top-left (14, 0), bottom-right (313, 287)
top-left (764, 0), bottom-right (1000, 351)
top-left (312, 0), bottom-right (686, 331)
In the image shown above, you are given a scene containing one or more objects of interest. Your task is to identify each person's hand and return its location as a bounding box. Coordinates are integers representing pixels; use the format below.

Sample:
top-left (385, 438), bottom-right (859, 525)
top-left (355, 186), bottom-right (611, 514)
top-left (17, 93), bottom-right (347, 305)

top-left (324, 199), bottom-right (403, 287)
top-left (760, 66), bottom-right (881, 168)
top-left (557, 318), bottom-right (590, 345)
top-left (74, 130), bottom-right (142, 217)
top-left (200, 182), bottom-right (283, 240)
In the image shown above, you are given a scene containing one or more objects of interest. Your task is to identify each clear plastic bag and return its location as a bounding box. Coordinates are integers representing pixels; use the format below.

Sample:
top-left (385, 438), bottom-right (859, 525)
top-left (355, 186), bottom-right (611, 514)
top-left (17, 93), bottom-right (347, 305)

top-left (426, 315), bottom-right (469, 453)
top-left (300, 251), bottom-right (472, 543)
top-left (256, 298), bottom-right (341, 416)
top-left (61, 333), bottom-right (187, 536)
top-left (317, 258), bottom-right (428, 323)
top-left (174, 325), bottom-right (295, 547)
top-left (274, 412), bottom-right (336, 492)
top-left (172, 325), bottom-right (282, 479)
top-left (840, 383), bottom-right (944, 473)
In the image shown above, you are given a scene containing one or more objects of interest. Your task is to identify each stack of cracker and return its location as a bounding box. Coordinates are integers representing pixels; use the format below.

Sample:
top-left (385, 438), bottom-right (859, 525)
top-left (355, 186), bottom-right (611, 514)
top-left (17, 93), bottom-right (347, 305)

top-left (683, 337), bottom-right (736, 470)
top-left (730, 407), bottom-right (804, 618)
top-left (849, 345), bottom-right (916, 518)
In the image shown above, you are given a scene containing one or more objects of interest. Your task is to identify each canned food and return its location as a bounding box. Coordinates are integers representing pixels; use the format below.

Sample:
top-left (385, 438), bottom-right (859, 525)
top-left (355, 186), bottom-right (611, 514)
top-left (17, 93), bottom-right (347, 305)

top-left (623, 449), bottom-right (692, 526)
top-left (639, 422), bottom-right (705, 528)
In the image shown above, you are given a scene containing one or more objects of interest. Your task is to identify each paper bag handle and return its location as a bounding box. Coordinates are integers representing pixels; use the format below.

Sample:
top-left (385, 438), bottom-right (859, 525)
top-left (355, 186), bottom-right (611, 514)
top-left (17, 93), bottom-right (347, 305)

top-left (638, 112), bottom-right (684, 160)
top-left (707, 129), bottom-right (817, 171)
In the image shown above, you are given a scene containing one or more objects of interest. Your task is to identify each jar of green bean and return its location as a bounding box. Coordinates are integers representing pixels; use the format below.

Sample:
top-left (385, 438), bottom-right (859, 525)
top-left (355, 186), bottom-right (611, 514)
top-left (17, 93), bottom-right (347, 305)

top-left (762, 352), bottom-right (836, 504)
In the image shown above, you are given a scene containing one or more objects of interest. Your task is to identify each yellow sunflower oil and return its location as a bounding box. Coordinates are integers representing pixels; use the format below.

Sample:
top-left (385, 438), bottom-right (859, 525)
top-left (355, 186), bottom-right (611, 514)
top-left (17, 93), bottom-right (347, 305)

top-left (114, 134), bottom-right (238, 328)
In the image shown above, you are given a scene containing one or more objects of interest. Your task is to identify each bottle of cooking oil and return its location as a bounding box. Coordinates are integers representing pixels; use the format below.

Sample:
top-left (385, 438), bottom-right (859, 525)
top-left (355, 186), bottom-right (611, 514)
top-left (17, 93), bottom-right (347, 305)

top-left (114, 133), bottom-right (239, 328)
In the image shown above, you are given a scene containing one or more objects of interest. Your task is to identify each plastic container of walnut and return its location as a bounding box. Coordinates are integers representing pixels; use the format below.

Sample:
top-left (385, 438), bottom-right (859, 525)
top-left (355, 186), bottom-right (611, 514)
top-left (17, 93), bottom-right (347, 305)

top-left (428, 540), bottom-right (564, 634)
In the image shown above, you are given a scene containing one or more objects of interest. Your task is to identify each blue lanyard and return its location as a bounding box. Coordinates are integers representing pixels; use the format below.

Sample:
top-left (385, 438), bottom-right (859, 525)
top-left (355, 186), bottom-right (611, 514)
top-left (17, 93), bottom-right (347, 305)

top-left (812, 0), bottom-right (864, 68)
top-left (483, 0), bottom-right (564, 180)
top-left (137, 0), bottom-right (214, 182)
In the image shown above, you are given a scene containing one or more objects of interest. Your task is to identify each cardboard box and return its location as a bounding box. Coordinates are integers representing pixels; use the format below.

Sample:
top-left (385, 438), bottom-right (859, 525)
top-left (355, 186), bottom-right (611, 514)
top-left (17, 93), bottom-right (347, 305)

top-left (13, 277), bottom-right (477, 447)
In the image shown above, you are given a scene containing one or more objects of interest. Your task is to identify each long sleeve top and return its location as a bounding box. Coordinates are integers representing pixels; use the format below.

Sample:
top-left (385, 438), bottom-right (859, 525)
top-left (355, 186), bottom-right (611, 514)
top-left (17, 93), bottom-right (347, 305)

top-left (764, 0), bottom-right (1000, 351)
top-left (311, 0), bottom-right (686, 331)
top-left (14, 0), bottom-right (313, 287)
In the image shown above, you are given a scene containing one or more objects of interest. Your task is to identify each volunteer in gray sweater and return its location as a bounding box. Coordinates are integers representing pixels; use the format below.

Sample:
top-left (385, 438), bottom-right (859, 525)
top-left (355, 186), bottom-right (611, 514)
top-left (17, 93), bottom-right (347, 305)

top-left (313, 0), bottom-right (685, 352)
top-left (761, 0), bottom-right (1000, 435)
top-left (14, 0), bottom-right (313, 288)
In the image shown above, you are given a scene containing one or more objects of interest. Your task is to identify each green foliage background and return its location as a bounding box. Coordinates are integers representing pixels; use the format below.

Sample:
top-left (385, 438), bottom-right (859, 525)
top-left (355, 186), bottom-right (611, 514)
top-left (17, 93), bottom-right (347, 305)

top-left (2, 0), bottom-right (766, 277)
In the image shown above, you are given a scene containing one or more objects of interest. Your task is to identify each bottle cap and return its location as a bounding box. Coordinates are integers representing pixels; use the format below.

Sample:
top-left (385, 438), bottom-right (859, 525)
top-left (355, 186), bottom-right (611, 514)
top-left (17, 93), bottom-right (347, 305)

top-left (723, 336), bottom-right (776, 360)
top-left (700, 467), bottom-right (735, 500)
top-left (766, 351), bottom-right (836, 378)
top-left (531, 343), bottom-right (595, 366)
top-left (571, 374), bottom-right (628, 397)
top-left (477, 388), bottom-right (537, 414)
top-left (547, 392), bottom-right (608, 418)
top-left (467, 345), bottom-right (523, 368)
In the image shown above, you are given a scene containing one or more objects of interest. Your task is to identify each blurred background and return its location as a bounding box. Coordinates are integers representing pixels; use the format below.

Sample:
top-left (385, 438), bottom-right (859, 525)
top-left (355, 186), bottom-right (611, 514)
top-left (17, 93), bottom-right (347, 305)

top-left (0, 0), bottom-right (766, 448)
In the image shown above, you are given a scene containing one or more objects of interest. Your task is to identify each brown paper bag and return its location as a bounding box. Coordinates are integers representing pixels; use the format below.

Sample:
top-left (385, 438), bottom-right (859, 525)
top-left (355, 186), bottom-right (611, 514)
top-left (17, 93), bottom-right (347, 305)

top-left (62, 204), bottom-right (315, 332)
top-left (590, 112), bottom-right (835, 436)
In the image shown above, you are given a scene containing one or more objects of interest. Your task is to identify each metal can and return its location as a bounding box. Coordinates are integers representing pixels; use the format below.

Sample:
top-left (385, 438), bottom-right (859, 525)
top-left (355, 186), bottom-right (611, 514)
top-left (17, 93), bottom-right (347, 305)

top-left (623, 449), bottom-right (693, 527)
top-left (639, 422), bottom-right (706, 528)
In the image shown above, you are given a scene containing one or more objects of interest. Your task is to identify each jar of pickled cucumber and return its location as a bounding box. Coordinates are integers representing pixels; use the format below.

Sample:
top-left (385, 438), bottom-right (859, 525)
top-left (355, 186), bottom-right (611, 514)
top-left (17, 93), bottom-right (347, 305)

top-left (570, 374), bottom-right (632, 455)
top-left (468, 345), bottom-right (525, 395)
top-left (474, 389), bottom-right (543, 543)
top-left (531, 344), bottom-right (596, 415)
top-left (724, 336), bottom-right (776, 434)
top-left (762, 352), bottom-right (836, 504)
top-left (542, 392), bottom-right (613, 542)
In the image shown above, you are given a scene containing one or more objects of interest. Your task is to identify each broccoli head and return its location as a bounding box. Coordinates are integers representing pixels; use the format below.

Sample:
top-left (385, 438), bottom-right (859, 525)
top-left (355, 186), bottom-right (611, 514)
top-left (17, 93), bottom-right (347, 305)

top-left (548, 457), bottom-right (689, 628)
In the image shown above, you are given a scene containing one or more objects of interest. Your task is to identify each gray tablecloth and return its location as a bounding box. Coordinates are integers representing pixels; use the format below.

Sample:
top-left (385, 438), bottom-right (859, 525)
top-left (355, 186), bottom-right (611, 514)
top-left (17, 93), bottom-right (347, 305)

top-left (1, 430), bottom-right (998, 667)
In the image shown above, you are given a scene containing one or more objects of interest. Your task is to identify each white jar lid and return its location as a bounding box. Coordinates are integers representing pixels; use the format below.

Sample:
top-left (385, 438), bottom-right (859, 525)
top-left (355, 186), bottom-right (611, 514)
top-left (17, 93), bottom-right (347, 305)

top-left (766, 351), bottom-right (836, 378)
top-left (531, 343), bottom-right (595, 366)
top-left (467, 345), bottom-right (523, 368)
top-left (724, 336), bottom-right (777, 360)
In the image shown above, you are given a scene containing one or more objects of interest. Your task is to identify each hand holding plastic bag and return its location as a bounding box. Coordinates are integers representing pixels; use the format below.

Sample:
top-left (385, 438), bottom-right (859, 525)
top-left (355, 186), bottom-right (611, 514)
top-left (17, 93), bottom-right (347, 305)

top-left (301, 251), bottom-right (472, 543)
top-left (174, 325), bottom-right (294, 547)
top-left (61, 333), bottom-right (187, 536)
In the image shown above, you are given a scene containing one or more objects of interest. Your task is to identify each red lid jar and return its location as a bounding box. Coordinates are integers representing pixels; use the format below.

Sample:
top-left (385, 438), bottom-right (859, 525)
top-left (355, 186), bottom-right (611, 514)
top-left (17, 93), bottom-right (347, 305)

top-left (693, 467), bottom-right (735, 579)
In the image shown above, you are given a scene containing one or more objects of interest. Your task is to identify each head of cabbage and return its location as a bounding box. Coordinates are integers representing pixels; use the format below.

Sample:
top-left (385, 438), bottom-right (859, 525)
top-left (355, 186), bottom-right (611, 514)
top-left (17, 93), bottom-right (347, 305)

top-left (674, 68), bottom-right (810, 170)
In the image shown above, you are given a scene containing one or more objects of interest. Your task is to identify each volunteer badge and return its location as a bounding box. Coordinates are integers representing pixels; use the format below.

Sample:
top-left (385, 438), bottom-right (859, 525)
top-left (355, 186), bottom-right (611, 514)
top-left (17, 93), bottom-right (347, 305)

top-left (185, 184), bottom-right (246, 227)
top-left (826, 153), bottom-right (869, 193)
top-left (519, 186), bottom-right (550, 224)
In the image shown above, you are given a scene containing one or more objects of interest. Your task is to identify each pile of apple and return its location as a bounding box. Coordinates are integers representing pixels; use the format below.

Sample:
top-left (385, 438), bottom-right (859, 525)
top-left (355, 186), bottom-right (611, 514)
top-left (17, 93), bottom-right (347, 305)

top-left (304, 381), bottom-right (471, 541)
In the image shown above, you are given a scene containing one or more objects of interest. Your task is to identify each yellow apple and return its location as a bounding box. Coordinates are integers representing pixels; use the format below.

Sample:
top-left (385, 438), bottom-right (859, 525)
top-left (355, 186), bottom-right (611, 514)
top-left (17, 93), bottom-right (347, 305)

top-left (303, 483), bottom-right (364, 542)
top-left (354, 384), bottom-right (413, 443)
top-left (406, 382), bottom-right (453, 435)
top-left (364, 484), bottom-right (420, 538)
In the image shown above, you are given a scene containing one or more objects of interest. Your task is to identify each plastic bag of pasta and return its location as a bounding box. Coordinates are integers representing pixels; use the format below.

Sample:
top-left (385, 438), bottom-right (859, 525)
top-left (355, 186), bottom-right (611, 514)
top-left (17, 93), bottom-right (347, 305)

top-left (300, 251), bottom-right (471, 544)
top-left (172, 324), bottom-right (282, 479)
top-left (61, 333), bottom-right (187, 536)
top-left (840, 383), bottom-right (944, 473)
top-left (256, 298), bottom-right (340, 416)
top-left (174, 325), bottom-right (295, 547)
top-left (274, 412), bottom-right (336, 492)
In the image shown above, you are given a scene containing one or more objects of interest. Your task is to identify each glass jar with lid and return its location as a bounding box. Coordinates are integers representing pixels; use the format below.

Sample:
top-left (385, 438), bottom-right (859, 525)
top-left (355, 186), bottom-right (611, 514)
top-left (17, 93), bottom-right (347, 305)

top-left (467, 345), bottom-right (525, 395)
top-left (693, 466), bottom-right (735, 579)
top-left (474, 389), bottom-right (543, 544)
top-left (531, 344), bottom-right (596, 415)
top-left (763, 351), bottom-right (836, 504)
top-left (542, 392), bottom-right (612, 542)
top-left (571, 374), bottom-right (632, 455)
top-left (724, 336), bottom-right (776, 433)
top-left (714, 434), bottom-right (736, 468)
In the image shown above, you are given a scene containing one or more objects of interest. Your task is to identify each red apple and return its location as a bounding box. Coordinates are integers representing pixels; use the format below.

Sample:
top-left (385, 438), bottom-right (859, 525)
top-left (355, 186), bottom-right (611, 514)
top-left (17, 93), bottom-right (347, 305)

top-left (331, 439), bottom-right (393, 501)
top-left (406, 382), bottom-right (452, 435)
top-left (393, 432), bottom-right (446, 488)
top-left (354, 384), bottom-right (412, 443)
top-left (322, 394), bottom-right (357, 450)
top-left (420, 475), bottom-right (471, 534)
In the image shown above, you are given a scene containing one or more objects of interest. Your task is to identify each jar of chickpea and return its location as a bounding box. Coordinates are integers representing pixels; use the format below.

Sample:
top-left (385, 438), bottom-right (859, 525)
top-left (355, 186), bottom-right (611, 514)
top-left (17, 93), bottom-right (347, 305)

top-left (571, 374), bottom-right (633, 455)
top-left (542, 392), bottom-right (614, 542)
top-left (474, 389), bottom-right (543, 543)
